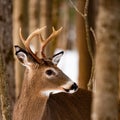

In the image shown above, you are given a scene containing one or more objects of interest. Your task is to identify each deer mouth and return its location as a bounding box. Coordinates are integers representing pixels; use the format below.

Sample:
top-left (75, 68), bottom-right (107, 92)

top-left (42, 82), bottom-right (78, 96)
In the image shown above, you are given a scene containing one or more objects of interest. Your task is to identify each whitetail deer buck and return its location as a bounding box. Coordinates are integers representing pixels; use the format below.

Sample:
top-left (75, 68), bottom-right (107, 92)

top-left (13, 26), bottom-right (92, 120)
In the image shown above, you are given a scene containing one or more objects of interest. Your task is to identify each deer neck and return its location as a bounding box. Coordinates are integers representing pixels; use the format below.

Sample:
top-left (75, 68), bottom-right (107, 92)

top-left (14, 88), bottom-right (49, 120)
top-left (14, 72), bottom-right (49, 120)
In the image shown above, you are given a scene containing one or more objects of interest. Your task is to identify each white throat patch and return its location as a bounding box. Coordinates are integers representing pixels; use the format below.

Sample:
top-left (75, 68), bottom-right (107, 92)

top-left (41, 89), bottom-right (64, 97)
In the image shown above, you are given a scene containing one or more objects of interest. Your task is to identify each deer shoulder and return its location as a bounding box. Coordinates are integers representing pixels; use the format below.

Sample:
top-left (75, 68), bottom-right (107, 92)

top-left (43, 89), bottom-right (92, 120)
top-left (13, 26), bottom-right (92, 120)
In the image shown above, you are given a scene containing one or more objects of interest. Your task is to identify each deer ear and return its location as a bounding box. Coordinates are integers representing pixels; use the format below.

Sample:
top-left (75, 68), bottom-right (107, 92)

top-left (15, 46), bottom-right (31, 68)
top-left (52, 51), bottom-right (64, 65)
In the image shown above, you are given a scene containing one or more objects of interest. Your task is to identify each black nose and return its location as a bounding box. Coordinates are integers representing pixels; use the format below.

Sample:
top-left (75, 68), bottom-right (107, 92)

top-left (70, 83), bottom-right (78, 91)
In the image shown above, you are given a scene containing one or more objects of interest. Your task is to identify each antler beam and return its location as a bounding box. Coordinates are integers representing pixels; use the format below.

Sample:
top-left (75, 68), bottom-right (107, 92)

top-left (19, 26), bottom-right (62, 63)
top-left (39, 27), bottom-right (63, 58)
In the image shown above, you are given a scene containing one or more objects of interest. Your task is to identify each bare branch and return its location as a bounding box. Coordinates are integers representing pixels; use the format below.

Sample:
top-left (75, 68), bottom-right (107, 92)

top-left (84, 0), bottom-right (89, 17)
top-left (90, 27), bottom-right (97, 44)
top-left (69, 0), bottom-right (84, 18)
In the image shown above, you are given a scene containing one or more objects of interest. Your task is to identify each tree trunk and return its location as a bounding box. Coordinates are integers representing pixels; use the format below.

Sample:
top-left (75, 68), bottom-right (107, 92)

top-left (0, 54), bottom-right (12, 120)
top-left (13, 0), bottom-right (28, 98)
top-left (57, 0), bottom-right (69, 50)
top-left (0, 0), bottom-right (15, 118)
top-left (28, 0), bottom-right (40, 51)
top-left (76, 0), bottom-right (92, 89)
top-left (49, 0), bottom-right (60, 53)
top-left (92, 0), bottom-right (120, 119)
top-left (39, 0), bottom-right (47, 56)
top-left (87, 0), bottom-right (97, 90)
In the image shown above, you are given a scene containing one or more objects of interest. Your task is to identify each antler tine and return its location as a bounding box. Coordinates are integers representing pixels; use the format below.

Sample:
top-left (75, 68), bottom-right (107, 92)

top-left (40, 27), bottom-right (63, 58)
top-left (26, 26), bottom-right (46, 43)
top-left (19, 28), bottom-right (26, 44)
top-left (19, 26), bottom-right (46, 63)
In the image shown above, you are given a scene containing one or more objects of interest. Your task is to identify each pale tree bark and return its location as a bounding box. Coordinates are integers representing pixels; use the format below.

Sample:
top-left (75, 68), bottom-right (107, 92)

top-left (76, 0), bottom-right (91, 89)
top-left (39, 0), bottom-right (47, 35)
top-left (28, 0), bottom-right (40, 51)
top-left (46, 0), bottom-right (55, 57)
top-left (40, 0), bottom-right (47, 29)
top-left (13, 0), bottom-right (28, 98)
top-left (39, 0), bottom-right (47, 56)
top-left (92, 0), bottom-right (120, 120)
top-left (49, 0), bottom-right (61, 53)
top-left (57, 0), bottom-right (69, 50)
top-left (28, 0), bottom-right (40, 33)
top-left (0, 0), bottom-right (15, 119)
top-left (45, 0), bottom-right (54, 57)
top-left (13, 0), bottom-right (24, 98)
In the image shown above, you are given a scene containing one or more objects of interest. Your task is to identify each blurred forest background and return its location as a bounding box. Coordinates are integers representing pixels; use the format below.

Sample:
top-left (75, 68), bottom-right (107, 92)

top-left (0, 0), bottom-right (120, 119)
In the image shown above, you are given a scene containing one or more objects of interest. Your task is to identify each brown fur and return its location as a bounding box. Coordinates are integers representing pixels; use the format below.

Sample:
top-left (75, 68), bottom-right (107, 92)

top-left (43, 89), bottom-right (92, 120)
top-left (13, 89), bottom-right (92, 120)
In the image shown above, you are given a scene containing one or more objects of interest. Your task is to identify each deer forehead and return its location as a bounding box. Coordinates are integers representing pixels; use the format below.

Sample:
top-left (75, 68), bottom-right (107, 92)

top-left (29, 59), bottom-right (54, 69)
top-left (30, 63), bottom-right (61, 77)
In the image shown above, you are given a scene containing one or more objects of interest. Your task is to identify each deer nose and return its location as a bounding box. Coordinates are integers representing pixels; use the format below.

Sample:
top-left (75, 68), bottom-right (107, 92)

top-left (70, 82), bottom-right (78, 91)
top-left (62, 81), bottom-right (78, 93)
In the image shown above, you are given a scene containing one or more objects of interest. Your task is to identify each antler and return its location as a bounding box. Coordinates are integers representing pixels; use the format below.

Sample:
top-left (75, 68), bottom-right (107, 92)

top-left (39, 27), bottom-right (63, 58)
top-left (19, 26), bottom-right (62, 63)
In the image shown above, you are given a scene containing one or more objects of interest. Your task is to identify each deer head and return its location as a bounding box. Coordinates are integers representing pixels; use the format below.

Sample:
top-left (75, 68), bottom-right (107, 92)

top-left (15, 26), bottom-right (78, 97)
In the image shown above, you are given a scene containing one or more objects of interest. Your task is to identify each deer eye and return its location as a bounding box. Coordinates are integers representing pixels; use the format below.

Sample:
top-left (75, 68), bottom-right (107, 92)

top-left (45, 69), bottom-right (54, 76)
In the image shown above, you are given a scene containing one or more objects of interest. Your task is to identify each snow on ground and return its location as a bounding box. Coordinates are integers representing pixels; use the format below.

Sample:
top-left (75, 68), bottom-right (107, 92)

top-left (55, 49), bottom-right (79, 83)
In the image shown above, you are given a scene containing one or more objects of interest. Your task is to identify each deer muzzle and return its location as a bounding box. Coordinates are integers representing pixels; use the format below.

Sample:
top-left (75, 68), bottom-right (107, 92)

top-left (61, 81), bottom-right (78, 93)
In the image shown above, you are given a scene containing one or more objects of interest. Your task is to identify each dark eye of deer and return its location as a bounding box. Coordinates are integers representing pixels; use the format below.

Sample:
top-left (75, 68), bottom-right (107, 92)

top-left (45, 69), bottom-right (54, 76)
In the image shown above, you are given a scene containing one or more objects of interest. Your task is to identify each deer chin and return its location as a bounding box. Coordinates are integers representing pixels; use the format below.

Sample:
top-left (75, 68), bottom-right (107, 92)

top-left (41, 89), bottom-right (65, 97)
top-left (41, 84), bottom-right (78, 97)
